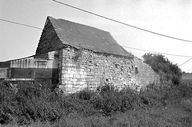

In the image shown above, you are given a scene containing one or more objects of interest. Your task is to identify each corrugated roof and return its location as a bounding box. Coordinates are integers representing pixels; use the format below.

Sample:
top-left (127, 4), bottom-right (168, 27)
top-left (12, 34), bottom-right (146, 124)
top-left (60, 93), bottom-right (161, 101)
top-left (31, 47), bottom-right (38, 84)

top-left (48, 16), bottom-right (133, 58)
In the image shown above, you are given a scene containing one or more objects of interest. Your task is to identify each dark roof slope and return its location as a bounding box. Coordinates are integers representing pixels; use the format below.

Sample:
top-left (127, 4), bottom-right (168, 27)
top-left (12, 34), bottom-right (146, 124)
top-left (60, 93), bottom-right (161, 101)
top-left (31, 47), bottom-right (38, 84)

top-left (48, 16), bottom-right (133, 58)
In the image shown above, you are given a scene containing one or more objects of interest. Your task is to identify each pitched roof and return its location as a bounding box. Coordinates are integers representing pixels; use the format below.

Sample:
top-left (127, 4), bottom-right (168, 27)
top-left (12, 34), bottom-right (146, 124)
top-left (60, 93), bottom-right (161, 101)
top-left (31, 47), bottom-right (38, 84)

top-left (48, 16), bottom-right (133, 58)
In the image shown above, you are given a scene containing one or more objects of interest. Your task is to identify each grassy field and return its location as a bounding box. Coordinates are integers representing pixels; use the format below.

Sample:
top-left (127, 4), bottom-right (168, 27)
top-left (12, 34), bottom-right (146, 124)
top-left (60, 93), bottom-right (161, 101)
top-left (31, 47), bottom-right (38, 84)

top-left (1, 105), bottom-right (192, 127)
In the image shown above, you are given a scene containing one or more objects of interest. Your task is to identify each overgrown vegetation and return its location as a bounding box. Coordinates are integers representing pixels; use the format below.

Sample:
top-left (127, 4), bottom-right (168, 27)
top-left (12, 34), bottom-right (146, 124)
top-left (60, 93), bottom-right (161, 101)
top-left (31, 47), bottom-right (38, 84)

top-left (143, 53), bottom-right (182, 85)
top-left (1, 80), bottom-right (192, 127)
top-left (1, 53), bottom-right (192, 127)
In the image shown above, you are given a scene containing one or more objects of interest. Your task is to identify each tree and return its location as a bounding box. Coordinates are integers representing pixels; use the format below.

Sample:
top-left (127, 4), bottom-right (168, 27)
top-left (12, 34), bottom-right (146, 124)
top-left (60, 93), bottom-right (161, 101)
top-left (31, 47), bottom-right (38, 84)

top-left (143, 53), bottom-right (182, 85)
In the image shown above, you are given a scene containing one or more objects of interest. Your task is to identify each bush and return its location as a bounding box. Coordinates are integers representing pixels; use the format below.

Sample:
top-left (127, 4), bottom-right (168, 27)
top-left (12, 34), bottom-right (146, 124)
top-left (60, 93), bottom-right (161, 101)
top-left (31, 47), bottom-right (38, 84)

top-left (0, 81), bottom-right (17, 124)
top-left (90, 84), bottom-right (142, 115)
top-left (0, 81), bottom-right (62, 125)
top-left (143, 53), bottom-right (182, 85)
top-left (139, 81), bottom-right (192, 107)
top-left (139, 83), bottom-right (170, 107)
top-left (2, 80), bottom-right (192, 126)
top-left (181, 98), bottom-right (192, 113)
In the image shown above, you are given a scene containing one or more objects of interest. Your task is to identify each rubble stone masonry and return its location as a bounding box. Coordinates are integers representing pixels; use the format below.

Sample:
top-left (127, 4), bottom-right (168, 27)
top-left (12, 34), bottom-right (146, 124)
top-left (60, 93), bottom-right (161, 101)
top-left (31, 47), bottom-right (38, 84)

top-left (58, 47), bottom-right (159, 93)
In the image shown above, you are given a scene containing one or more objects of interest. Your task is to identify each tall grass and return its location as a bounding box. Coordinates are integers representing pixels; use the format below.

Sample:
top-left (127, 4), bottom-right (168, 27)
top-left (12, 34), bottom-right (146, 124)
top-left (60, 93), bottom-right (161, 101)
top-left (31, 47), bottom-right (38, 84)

top-left (1, 81), bottom-right (192, 126)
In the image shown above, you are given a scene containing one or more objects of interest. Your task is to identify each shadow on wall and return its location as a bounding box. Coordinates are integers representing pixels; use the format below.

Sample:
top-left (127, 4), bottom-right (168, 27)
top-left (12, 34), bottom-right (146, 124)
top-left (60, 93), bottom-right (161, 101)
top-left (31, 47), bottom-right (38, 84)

top-left (134, 57), bottom-right (160, 88)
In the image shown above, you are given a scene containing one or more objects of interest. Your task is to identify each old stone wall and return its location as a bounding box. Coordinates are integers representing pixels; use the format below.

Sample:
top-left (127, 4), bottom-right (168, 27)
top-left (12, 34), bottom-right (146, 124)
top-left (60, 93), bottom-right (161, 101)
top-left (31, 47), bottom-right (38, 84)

top-left (134, 57), bottom-right (160, 88)
top-left (58, 47), bottom-right (157, 93)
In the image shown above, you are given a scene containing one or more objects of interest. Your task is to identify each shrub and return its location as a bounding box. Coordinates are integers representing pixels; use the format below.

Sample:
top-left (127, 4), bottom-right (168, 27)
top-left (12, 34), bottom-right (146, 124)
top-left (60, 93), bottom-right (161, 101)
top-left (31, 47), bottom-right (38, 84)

top-left (2, 80), bottom-right (192, 126)
top-left (181, 99), bottom-right (192, 113)
top-left (139, 83), bottom-right (170, 107)
top-left (143, 53), bottom-right (182, 85)
top-left (62, 94), bottom-right (98, 116)
top-left (77, 89), bottom-right (95, 100)
top-left (0, 81), bottom-right (63, 125)
top-left (90, 84), bottom-right (142, 115)
top-left (139, 81), bottom-right (192, 107)
top-left (0, 81), bottom-right (17, 124)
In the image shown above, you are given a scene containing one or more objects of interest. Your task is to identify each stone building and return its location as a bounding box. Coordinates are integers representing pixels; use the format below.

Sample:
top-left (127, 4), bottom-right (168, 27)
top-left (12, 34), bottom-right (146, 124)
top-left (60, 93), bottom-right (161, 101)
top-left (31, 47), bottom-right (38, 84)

top-left (0, 16), bottom-right (159, 93)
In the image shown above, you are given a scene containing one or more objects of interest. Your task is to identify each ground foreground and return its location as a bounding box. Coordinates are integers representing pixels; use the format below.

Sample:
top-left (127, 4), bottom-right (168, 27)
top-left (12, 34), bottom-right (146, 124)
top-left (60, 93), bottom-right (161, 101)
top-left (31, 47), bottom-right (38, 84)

top-left (1, 105), bottom-right (192, 127)
top-left (1, 81), bottom-right (192, 127)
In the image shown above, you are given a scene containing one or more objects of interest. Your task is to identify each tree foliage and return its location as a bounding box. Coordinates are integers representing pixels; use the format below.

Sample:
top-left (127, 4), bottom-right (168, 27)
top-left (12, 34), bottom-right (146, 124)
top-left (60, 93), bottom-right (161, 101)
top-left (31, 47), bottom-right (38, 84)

top-left (142, 53), bottom-right (182, 85)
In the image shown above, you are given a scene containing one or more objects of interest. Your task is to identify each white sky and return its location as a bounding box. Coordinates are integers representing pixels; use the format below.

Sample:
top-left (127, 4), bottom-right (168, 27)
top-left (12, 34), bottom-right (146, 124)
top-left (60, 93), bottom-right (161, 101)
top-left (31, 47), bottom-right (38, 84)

top-left (0, 0), bottom-right (192, 72)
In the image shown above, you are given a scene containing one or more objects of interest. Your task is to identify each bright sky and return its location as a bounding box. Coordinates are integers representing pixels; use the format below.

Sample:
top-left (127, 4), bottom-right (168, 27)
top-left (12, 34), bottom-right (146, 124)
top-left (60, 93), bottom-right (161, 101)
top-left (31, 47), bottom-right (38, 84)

top-left (0, 0), bottom-right (192, 72)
